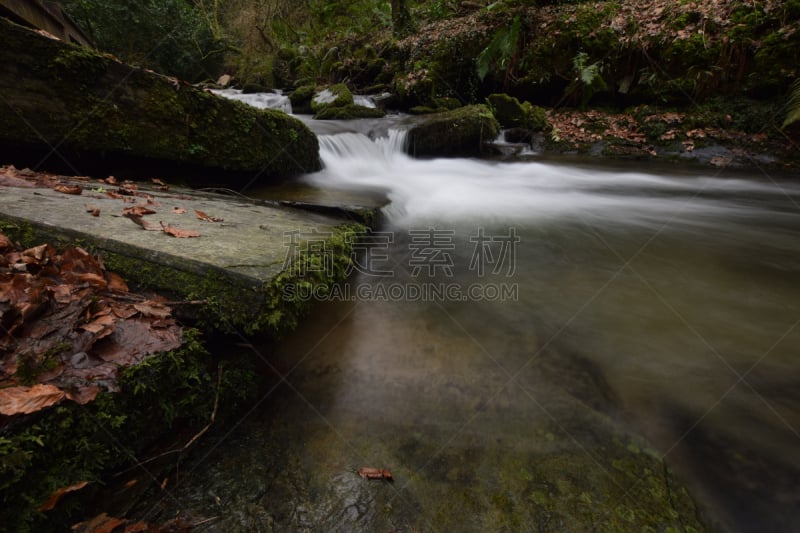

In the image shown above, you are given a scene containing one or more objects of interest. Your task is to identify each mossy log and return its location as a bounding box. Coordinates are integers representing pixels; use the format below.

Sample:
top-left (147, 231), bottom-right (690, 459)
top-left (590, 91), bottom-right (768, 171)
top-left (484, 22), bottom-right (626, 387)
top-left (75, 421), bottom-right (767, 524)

top-left (0, 18), bottom-right (320, 181)
top-left (406, 104), bottom-right (500, 157)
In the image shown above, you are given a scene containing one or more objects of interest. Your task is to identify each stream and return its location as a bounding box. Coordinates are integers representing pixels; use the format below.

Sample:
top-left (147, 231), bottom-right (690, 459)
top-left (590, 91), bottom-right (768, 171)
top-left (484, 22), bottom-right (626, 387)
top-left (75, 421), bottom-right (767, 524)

top-left (127, 97), bottom-right (800, 531)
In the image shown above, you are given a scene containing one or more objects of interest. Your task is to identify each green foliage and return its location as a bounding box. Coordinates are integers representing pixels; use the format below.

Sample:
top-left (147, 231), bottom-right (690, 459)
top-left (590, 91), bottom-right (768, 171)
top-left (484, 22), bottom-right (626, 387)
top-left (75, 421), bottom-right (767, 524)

top-left (564, 52), bottom-right (608, 108)
top-left (57, 0), bottom-right (226, 81)
top-left (782, 79), bottom-right (800, 129)
top-left (476, 16), bottom-right (521, 83)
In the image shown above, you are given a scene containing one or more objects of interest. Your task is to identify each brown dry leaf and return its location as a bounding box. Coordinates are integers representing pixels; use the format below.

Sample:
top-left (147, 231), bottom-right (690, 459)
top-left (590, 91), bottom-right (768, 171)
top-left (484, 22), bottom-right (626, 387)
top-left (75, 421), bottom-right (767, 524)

top-left (124, 214), bottom-right (160, 231)
top-left (104, 272), bottom-right (129, 293)
top-left (65, 385), bottom-right (101, 405)
top-left (0, 384), bottom-right (65, 415)
top-left (151, 178), bottom-right (169, 192)
top-left (172, 207), bottom-right (186, 215)
top-left (132, 301), bottom-right (171, 319)
top-left (160, 222), bottom-right (200, 238)
top-left (50, 284), bottom-right (73, 304)
top-left (54, 184), bottom-right (83, 195)
top-left (38, 481), bottom-right (90, 511)
top-left (0, 233), bottom-right (13, 251)
top-left (105, 191), bottom-right (124, 200)
top-left (85, 205), bottom-right (101, 217)
top-left (195, 209), bottom-right (223, 223)
top-left (122, 205), bottom-right (156, 217)
top-left (104, 176), bottom-right (118, 185)
top-left (80, 311), bottom-right (116, 338)
top-left (118, 184), bottom-right (138, 196)
top-left (71, 513), bottom-right (125, 533)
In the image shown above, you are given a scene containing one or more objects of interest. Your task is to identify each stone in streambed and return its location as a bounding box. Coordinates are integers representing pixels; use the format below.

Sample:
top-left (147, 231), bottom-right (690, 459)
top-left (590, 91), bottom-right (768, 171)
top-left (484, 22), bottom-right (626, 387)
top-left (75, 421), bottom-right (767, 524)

top-left (406, 105), bottom-right (500, 157)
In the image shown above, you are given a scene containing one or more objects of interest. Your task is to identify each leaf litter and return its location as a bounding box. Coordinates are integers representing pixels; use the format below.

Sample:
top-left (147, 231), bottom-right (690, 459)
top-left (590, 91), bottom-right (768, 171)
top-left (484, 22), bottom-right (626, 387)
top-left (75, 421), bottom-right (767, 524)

top-left (0, 230), bottom-right (183, 416)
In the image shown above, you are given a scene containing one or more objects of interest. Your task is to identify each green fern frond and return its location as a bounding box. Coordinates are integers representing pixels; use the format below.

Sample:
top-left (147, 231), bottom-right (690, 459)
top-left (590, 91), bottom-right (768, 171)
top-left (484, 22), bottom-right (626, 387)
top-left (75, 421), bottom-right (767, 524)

top-left (476, 16), bottom-right (521, 81)
top-left (782, 78), bottom-right (800, 129)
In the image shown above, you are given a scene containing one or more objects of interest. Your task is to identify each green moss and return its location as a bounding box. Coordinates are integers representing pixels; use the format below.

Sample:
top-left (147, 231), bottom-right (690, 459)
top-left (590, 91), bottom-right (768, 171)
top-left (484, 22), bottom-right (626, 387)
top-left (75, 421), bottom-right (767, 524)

top-left (313, 104), bottom-right (386, 120)
top-left (486, 93), bottom-right (549, 131)
top-left (289, 84), bottom-right (317, 114)
top-left (310, 83), bottom-right (354, 113)
top-left (0, 330), bottom-right (258, 532)
top-left (407, 104), bottom-right (500, 157)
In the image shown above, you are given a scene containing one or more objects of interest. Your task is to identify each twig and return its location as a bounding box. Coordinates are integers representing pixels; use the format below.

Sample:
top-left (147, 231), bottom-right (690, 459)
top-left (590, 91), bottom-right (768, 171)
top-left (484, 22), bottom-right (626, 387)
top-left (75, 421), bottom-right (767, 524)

top-left (114, 365), bottom-right (223, 476)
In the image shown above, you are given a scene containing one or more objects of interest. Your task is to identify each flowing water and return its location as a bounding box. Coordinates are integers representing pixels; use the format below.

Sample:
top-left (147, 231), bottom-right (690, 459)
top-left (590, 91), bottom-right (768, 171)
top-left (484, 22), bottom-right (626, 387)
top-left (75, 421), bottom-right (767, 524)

top-left (130, 101), bottom-right (800, 531)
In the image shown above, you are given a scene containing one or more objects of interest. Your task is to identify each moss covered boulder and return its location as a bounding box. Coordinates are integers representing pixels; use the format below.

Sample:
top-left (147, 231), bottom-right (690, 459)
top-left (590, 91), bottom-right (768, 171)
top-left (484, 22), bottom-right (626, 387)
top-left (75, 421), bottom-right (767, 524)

top-left (314, 104), bottom-right (386, 120)
top-left (407, 104), bottom-right (500, 157)
top-left (311, 83), bottom-right (354, 113)
top-left (289, 84), bottom-right (317, 114)
top-left (487, 93), bottom-right (549, 131)
top-left (0, 18), bottom-right (320, 181)
top-left (309, 83), bottom-right (385, 120)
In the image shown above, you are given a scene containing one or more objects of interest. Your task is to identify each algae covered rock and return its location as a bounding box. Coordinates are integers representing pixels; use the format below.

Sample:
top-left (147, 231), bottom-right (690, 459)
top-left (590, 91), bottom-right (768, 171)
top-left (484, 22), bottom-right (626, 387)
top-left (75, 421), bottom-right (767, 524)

top-left (313, 104), bottom-right (386, 120)
top-left (407, 104), bottom-right (500, 157)
top-left (487, 93), bottom-right (549, 131)
top-left (311, 83), bottom-right (354, 113)
top-left (0, 18), bottom-right (320, 180)
top-left (310, 83), bottom-right (385, 120)
top-left (289, 84), bottom-right (317, 114)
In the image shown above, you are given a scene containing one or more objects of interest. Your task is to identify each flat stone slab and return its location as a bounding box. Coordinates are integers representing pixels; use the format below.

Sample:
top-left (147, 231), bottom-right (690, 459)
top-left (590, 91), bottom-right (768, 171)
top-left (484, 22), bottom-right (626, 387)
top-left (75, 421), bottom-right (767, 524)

top-left (0, 174), bottom-right (371, 335)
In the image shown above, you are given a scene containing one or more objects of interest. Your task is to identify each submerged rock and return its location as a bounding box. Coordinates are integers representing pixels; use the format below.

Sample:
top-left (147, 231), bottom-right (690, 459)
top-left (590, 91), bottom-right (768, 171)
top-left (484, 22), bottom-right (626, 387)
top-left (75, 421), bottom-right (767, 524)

top-left (406, 104), bottom-right (500, 157)
top-left (0, 18), bottom-right (320, 181)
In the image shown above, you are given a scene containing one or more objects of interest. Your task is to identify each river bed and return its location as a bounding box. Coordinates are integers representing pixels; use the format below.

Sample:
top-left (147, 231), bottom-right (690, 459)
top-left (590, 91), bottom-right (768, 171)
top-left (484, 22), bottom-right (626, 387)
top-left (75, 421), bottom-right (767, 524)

top-left (124, 113), bottom-right (800, 531)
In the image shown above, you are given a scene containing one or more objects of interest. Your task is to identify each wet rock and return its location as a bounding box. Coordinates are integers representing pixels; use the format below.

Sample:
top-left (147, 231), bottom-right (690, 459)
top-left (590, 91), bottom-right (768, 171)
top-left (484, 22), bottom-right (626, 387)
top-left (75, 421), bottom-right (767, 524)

top-left (486, 93), bottom-right (549, 131)
top-left (313, 104), bottom-right (386, 120)
top-left (289, 84), bottom-right (317, 114)
top-left (406, 105), bottom-right (500, 157)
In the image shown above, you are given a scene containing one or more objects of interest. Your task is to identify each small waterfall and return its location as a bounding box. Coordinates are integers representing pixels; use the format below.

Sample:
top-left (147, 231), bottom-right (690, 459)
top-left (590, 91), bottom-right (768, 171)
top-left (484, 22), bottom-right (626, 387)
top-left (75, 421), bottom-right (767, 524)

top-left (353, 95), bottom-right (377, 108)
top-left (211, 88), bottom-right (292, 114)
top-left (307, 128), bottom-right (800, 229)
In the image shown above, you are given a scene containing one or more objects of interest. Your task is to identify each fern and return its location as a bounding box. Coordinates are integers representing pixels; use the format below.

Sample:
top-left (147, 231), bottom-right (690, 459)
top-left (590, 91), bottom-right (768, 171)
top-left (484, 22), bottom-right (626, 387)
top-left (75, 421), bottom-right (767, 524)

top-left (782, 78), bottom-right (800, 129)
top-left (476, 16), bottom-right (521, 83)
top-left (564, 52), bottom-right (608, 108)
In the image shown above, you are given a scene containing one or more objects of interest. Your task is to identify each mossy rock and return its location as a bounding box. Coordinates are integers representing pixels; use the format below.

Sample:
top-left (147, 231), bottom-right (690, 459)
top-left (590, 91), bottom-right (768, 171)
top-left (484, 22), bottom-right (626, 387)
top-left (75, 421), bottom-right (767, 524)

top-left (433, 97), bottom-right (463, 110)
top-left (241, 82), bottom-right (270, 94)
top-left (311, 83), bottom-right (354, 113)
top-left (487, 93), bottom-right (549, 131)
top-left (0, 330), bottom-right (260, 531)
top-left (0, 18), bottom-right (320, 181)
top-left (289, 84), bottom-right (317, 114)
top-left (409, 106), bottom-right (441, 115)
top-left (407, 104), bottom-right (500, 157)
top-left (313, 104), bottom-right (386, 120)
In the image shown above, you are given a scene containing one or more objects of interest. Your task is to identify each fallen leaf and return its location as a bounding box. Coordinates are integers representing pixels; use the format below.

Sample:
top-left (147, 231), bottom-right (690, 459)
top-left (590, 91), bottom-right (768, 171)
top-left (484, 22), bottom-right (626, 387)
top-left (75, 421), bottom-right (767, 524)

top-left (172, 207), bottom-right (186, 215)
top-left (38, 481), bottom-right (90, 511)
top-left (70, 513), bottom-right (125, 533)
top-left (132, 301), bottom-right (171, 319)
top-left (124, 214), bottom-right (160, 231)
top-left (0, 233), bottom-right (13, 251)
top-left (122, 205), bottom-right (156, 217)
top-left (357, 467), bottom-right (393, 480)
top-left (104, 272), bottom-right (129, 293)
top-left (65, 386), bottom-right (101, 405)
top-left (85, 205), bottom-right (101, 217)
top-left (0, 384), bottom-right (65, 415)
top-left (54, 184), bottom-right (83, 195)
top-left (160, 222), bottom-right (200, 238)
top-left (104, 176), bottom-right (118, 185)
top-left (195, 210), bottom-right (223, 223)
